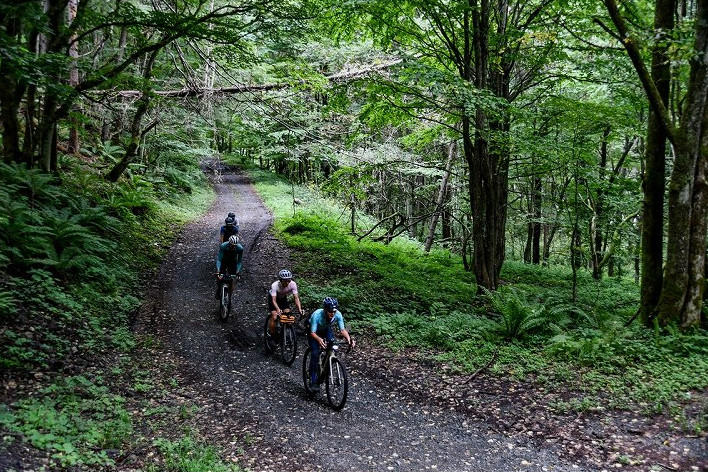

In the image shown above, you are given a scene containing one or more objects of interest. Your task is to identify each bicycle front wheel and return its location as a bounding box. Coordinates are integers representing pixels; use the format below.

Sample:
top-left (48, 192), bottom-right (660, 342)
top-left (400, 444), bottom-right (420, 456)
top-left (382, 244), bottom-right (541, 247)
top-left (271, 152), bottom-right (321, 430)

top-left (280, 324), bottom-right (297, 366)
top-left (326, 357), bottom-right (348, 411)
top-left (263, 316), bottom-right (277, 353)
top-left (302, 347), bottom-right (316, 398)
top-left (219, 283), bottom-right (230, 321)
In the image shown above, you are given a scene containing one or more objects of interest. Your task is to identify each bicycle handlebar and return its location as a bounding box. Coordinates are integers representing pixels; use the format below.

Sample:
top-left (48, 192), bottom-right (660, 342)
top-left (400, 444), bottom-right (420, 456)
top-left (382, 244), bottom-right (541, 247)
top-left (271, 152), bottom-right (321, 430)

top-left (327, 339), bottom-right (354, 353)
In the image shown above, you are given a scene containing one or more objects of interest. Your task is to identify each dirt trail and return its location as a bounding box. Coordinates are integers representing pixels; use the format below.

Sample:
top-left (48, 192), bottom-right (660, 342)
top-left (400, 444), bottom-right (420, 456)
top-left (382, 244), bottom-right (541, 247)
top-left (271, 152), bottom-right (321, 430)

top-left (134, 169), bottom-right (603, 472)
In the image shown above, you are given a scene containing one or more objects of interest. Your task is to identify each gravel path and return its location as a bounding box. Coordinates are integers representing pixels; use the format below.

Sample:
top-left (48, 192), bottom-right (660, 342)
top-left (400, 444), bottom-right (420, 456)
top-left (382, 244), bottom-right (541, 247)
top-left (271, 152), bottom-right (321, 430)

top-left (135, 168), bottom-right (603, 472)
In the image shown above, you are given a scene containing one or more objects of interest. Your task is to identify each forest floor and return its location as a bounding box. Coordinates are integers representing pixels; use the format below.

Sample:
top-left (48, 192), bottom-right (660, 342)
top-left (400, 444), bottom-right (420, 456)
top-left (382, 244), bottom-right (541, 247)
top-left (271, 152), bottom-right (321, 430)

top-left (2, 166), bottom-right (707, 472)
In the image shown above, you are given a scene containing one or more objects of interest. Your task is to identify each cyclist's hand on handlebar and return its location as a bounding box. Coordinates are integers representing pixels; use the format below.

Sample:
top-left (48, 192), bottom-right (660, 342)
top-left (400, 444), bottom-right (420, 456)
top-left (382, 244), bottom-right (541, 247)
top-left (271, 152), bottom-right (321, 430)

top-left (349, 338), bottom-right (356, 348)
top-left (318, 337), bottom-right (327, 349)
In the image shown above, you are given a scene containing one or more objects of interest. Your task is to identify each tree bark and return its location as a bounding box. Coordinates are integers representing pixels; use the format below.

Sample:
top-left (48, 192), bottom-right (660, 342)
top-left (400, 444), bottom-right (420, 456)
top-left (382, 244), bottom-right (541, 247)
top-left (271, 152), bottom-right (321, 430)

top-left (604, 0), bottom-right (708, 328)
top-left (106, 50), bottom-right (160, 182)
top-left (424, 140), bottom-right (457, 252)
top-left (639, 0), bottom-right (673, 325)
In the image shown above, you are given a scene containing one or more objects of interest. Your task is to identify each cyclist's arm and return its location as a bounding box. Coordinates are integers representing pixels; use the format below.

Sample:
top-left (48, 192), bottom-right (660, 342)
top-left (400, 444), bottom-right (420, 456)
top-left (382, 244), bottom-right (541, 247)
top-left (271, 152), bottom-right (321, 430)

top-left (292, 292), bottom-right (303, 314)
top-left (235, 244), bottom-right (244, 273)
top-left (309, 312), bottom-right (327, 348)
top-left (216, 246), bottom-right (224, 273)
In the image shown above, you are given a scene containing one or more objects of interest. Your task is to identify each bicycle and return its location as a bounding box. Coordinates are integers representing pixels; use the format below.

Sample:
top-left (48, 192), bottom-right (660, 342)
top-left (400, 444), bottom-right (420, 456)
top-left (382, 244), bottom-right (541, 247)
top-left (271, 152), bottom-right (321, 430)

top-left (263, 310), bottom-right (299, 366)
top-left (302, 339), bottom-right (351, 411)
top-left (216, 272), bottom-right (238, 321)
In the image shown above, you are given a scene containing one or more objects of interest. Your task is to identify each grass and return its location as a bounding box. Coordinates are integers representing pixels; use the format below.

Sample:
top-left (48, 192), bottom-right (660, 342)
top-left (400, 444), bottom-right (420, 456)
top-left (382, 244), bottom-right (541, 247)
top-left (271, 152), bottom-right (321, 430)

top-left (249, 166), bottom-right (708, 428)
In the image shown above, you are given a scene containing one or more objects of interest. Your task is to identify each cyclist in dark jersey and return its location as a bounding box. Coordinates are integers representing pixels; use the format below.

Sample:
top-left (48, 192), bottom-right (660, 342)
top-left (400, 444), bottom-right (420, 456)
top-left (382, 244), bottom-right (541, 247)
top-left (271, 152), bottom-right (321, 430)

top-left (219, 213), bottom-right (239, 243)
top-left (215, 235), bottom-right (243, 298)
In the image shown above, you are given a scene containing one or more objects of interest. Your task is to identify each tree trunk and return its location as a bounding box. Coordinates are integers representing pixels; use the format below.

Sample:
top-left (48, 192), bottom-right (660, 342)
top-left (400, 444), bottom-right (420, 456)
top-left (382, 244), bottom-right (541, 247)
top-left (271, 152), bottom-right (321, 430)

top-left (604, 0), bottom-right (708, 329)
top-left (639, 0), bottom-right (673, 325)
top-left (424, 140), bottom-right (456, 252)
top-left (67, 0), bottom-right (80, 153)
top-left (107, 50), bottom-right (159, 182)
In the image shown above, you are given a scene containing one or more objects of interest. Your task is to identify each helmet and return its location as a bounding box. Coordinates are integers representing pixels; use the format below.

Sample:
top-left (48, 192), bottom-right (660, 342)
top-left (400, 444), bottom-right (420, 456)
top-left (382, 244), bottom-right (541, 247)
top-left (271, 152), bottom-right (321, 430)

top-left (323, 297), bottom-right (339, 312)
top-left (225, 216), bottom-right (236, 225)
top-left (228, 235), bottom-right (240, 246)
top-left (228, 212), bottom-right (236, 218)
top-left (278, 269), bottom-right (292, 280)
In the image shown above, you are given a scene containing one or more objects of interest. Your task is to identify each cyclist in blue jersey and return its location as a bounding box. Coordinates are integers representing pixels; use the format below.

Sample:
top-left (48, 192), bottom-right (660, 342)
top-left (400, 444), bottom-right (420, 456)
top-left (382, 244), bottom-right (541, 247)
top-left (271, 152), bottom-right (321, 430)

top-left (307, 297), bottom-right (354, 391)
top-left (215, 235), bottom-right (243, 298)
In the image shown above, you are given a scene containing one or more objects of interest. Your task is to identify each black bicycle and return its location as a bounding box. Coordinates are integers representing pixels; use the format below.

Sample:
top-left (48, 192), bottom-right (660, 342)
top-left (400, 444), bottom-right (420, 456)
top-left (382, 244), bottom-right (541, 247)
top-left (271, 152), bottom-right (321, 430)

top-left (302, 339), bottom-right (351, 411)
top-left (263, 310), bottom-right (298, 366)
top-left (216, 272), bottom-right (238, 321)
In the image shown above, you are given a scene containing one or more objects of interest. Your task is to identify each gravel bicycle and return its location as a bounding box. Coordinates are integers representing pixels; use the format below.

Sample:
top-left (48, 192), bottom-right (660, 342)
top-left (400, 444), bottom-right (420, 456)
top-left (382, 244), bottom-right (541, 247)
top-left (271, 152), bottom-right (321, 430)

top-left (263, 310), bottom-right (298, 366)
top-left (302, 339), bottom-right (351, 411)
top-left (216, 272), bottom-right (238, 321)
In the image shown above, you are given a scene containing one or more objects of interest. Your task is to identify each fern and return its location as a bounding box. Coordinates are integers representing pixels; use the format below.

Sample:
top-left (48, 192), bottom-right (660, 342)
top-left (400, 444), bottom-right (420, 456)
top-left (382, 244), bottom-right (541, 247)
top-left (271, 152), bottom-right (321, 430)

top-left (482, 287), bottom-right (547, 341)
top-left (0, 289), bottom-right (19, 317)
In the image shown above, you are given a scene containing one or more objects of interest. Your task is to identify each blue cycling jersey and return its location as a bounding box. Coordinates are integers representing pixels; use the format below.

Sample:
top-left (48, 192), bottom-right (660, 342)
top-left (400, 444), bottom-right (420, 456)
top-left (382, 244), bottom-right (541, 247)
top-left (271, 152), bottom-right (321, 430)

top-left (309, 308), bottom-right (345, 335)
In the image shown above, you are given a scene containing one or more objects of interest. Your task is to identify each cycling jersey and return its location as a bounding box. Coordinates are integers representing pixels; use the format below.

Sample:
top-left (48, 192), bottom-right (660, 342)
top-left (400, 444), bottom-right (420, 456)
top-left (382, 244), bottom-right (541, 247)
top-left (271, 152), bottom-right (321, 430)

top-left (216, 241), bottom-right (243, 274)
top-left (269, 280), bottom-right (298, 299)
top-left (309, 308), bottom-right (345, 335)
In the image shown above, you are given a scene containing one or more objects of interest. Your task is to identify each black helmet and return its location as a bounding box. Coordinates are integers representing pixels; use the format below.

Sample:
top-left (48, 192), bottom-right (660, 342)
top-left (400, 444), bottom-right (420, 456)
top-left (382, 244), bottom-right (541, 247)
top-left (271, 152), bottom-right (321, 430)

top-left (323, 297), bottom-right (339, 312)
top-left (225, 215), bottom-right (236, 225)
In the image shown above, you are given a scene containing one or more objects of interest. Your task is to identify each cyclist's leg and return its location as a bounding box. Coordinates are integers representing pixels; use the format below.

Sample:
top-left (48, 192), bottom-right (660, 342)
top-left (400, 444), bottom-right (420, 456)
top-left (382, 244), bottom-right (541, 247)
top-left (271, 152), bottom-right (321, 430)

top-left (215, 273), bottom-right (223, 299)
top-left (308, 337), bottom-right (320, 384)
top-left (270, 296), bottom-right (288, 334)
top-left (267, 295), bottom-right (279, 335)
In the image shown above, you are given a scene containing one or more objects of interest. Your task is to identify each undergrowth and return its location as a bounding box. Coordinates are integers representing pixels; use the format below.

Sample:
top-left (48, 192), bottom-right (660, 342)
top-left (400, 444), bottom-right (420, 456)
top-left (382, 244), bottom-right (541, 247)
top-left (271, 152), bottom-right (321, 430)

top-left (0, 149), bottom-right (217, 470)
top-left (250, 166), bottom-right (708, 430)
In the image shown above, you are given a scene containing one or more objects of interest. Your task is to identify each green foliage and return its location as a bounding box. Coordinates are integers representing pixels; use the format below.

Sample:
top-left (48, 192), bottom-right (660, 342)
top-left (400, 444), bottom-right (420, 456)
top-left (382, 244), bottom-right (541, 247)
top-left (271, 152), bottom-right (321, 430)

top-left (0, 376), bottom-right (132, 468)
top-left (481, 287), bottom-right (548, 342)
top-left (254, 170), bottom-right (708, 420)
top-left (153, 436), bottom-right (242, 472)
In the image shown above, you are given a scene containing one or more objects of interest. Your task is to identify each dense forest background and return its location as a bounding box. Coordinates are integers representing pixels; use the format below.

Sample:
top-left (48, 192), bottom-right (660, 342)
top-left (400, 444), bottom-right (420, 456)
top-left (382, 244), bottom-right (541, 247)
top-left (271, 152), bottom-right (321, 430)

top-left (1, 0), bottom-right (707, 469)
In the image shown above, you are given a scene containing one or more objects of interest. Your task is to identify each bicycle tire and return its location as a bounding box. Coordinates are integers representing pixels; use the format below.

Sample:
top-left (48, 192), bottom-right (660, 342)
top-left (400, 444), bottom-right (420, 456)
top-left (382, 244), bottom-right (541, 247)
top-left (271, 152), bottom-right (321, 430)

top-left (219, 283), bottom-right (230, 321)
top-left (263, 316), bottom-right (277, 353)
top-left (280, 324), bottom-right (297, 366)
top-left (326, 357), bottom-right (348, 411)
top-left (301, 347), bottom-right (316, 398)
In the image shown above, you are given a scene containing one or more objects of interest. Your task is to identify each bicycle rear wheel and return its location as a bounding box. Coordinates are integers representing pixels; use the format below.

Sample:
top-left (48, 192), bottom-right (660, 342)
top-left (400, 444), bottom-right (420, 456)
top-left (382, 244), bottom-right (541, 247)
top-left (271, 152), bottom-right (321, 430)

top-left (301, 347), bottom-right (316, 398)
top-left (326, 357), bottom-right (348, 411)
top-left (263, 316), bottom-right (277, 353)
top-left (280, 324), bottom-right (297, 366)
top-left (219, 283), bottom-right (230, 321)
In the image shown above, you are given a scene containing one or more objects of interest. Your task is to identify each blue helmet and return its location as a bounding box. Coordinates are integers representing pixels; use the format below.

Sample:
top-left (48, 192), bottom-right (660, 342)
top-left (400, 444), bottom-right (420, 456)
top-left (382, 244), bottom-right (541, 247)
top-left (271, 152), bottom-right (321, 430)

top-left (323, 297), bottom-right (339, 312)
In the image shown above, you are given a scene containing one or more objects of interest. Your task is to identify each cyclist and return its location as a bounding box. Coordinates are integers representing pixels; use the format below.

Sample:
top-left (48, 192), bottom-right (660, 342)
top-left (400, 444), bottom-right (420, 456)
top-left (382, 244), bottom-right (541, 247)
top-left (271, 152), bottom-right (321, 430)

top-left (267, 269), bottom-right (303, 336)
top-left (307, 297), bottom-right (355, 392)
top-left (215, 234), bottom-right (243, 298)
top-left (219, 213), bottom-right (240, 243)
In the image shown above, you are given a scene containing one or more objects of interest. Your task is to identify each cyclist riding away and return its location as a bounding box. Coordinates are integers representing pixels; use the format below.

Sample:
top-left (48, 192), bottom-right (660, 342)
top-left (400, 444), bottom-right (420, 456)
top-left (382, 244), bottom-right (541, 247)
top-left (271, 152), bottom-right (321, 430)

top-left (220, 213), bottom-right (240, 243)
top-left (215, 234), bottom-right (243, 298)
top-left (307, 297), bottom-right (354, 392)
top-left (267, 269), bottom-right (303, 336)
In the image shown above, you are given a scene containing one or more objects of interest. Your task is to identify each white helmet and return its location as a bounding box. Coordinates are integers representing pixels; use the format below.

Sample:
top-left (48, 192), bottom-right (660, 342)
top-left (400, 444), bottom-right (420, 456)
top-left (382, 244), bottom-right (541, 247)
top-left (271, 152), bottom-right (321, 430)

top-left (228, 235), bottom-right (240, 246)
top-left (278, 269), bottom-right (292, 280)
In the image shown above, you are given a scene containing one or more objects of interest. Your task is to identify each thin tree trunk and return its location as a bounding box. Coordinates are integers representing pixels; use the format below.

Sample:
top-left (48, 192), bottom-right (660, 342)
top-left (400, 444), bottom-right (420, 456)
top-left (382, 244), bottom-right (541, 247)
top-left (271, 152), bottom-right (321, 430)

top-left (424, 140), bottom-right (456, 252)
top-left (107, 50), bottom-right (159, 182)
top-left (67, 0), bottom-right (80, 153)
